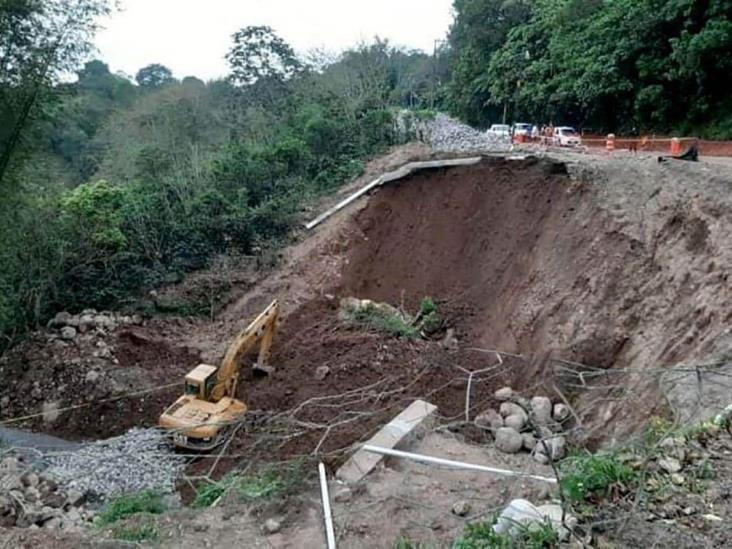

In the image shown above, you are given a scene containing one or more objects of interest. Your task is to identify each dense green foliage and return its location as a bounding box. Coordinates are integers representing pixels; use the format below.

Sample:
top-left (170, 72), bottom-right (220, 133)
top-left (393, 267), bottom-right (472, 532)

top-left (453, 518), bottom-right (559, 548)
top-left (0, 5), bottom-right (443, 348)
top-left (447, 0), bottom-right (732, 135)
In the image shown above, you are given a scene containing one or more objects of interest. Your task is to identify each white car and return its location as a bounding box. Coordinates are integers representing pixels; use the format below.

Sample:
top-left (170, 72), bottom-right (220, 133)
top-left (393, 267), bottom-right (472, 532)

top-left (512, 123), bottom-right (533, 136)
top-left (487, 124), bottom-right (511, 139)
top-left (553, 126), bottom-right (582, 147)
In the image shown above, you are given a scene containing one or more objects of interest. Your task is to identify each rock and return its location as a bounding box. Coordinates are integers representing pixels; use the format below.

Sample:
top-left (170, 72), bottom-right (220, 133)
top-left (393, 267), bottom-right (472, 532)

top-left (27, 506), bottom-right (59, 526)
top-left (475, 409), bottom-right (503, 431)
top-left (264, 518), bottom-right (282, 534)
top-left (78, 314), bottom-right (95, 332)
top-left (534, 435), bottom-right (566, 461)
top-left (314, 365), bottom-right (331, 381)
top-left (44, 492), bottom-right (66, 509)
top-left (131, 314), bottom-right (143, 325)
top-left (24, 486), bottom-right (41, 502)
top-left (0, 456), bottom-right (20, 473)
top-left (59, 326), bottom-right (77, 341)
top-left (495, 427), bottom-right (523, 454)
top-left (22, 472), bottom-right (40, 488)
top-left (94, 315), bottom-right (115, 331)
top-left (334, 486), bottom-right (352, 503)
top-left (499, 402), bottom-right (526, 418)
top-left (658, 457), bottom-right (683, 474)
top-left (504, 413), bottom-right (527, 432)
top-left (553, 403), bottom-right (570, 422)
top-left (493, 500), bottom-right (576, 542)
top-left (494, 387), bottom-right (514, 401)
top-left (47, 312), bottom-right (73, 329)
top-left (452, 500), bottom-right (471, 517)
top-left (535, 503), bottom-right (578, 542)
top-left (441, 328), bottom-right (459, 350)
top-left (522, 432), bottom-right (537, 451)
top-left (43, 517), bottom-right (62, 530)
top-left (671, 473), bottom-right (686, 485)
top-left (530, 396), bottom-right (553, 425)
top-left (65, 489), bottom-right (85, 507)
top-left (41, 401), bottom-right (61, 424)
top-left (65, 507), bottom-right (81, 523)
top-left (533, 452), bottom-right (550, 465)
top-left (85, 370), bottom-right (101, 384)
top-left (81, 309), bottom-right (97, 316)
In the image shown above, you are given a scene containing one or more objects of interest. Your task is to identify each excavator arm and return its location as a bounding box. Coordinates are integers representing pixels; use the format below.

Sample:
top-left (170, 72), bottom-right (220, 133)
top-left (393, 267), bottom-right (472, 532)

top-left (210, 299), bottom-right (279, 402)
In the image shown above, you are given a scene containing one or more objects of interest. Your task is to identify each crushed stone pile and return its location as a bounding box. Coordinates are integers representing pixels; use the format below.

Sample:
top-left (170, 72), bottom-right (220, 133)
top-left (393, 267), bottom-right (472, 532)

top-left (44, 428), bottom-right (185, 501)
top-left (423, 113), bottom-right (512, 153)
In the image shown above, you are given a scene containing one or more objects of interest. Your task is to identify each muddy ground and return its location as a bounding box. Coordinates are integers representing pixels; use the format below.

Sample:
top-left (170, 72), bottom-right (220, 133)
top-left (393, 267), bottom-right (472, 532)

top-left (1, 146), bottom-right (732, 546)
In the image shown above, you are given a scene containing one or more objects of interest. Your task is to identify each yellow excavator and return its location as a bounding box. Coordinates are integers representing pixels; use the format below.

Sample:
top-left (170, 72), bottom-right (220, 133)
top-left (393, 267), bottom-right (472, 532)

top-left (159, 300), bottom-right (279, 450)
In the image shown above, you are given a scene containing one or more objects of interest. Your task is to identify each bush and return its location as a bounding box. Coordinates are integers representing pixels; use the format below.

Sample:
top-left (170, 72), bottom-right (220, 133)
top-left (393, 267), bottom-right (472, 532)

top-left (96, 490), bottom-right (166, 526)
top-left (194, 461), bottom-right (306, 508)
top-left (560, 451), bottom-right (636, 502)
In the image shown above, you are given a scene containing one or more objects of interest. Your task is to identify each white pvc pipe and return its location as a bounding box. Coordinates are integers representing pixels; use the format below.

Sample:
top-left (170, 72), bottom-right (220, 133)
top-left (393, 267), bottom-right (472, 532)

top-left (318, 462), bottom-right (337, 549)
top-left (362, 445), bottom-right (557, 484)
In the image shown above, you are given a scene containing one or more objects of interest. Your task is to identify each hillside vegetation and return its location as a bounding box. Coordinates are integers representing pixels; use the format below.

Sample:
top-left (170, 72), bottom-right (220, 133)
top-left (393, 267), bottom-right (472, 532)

top-left (2, 0), bottom-right (731, 348)
top-left (447, 0), bottom-right (732, 136)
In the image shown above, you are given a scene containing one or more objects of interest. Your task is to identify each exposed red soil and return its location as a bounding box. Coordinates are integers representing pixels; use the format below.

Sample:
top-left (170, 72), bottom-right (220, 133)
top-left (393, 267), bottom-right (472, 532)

top-left (4, 153), bottom-right (732, 468)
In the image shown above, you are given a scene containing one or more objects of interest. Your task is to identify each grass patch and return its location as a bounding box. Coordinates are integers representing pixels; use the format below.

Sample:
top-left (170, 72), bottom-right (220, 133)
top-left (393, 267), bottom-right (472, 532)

top-left (560, 451), bottom-right (637, 503)
top-left (193, 461), bottom-right (306, 509)
top-left (96, 490), bottom-right (166, 526)
top-left (454, 519), bottom-right (559, 548)
top-left (111, 523), bottom-right (159, 542)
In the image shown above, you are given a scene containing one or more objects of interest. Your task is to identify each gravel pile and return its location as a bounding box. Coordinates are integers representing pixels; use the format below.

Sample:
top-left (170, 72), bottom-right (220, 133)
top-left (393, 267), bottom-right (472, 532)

top-left (423, 113), bottom-right (511, 153)
top-left (44, 428), bottom-right (185, 501)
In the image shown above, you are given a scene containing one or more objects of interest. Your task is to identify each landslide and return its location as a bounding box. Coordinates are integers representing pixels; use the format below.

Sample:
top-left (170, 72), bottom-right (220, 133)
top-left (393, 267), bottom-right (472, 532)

top-left (2, 154), bottom-right (732, 457)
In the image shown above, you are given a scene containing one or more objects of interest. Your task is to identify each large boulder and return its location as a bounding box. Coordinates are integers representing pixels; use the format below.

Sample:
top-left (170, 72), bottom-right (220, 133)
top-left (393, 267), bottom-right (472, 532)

top-left (475, 409), bottom-right (503, 431)
top-left (495, 427), bottom-right (523, 454)
top-left (530, 396), bottom-right (553, 426)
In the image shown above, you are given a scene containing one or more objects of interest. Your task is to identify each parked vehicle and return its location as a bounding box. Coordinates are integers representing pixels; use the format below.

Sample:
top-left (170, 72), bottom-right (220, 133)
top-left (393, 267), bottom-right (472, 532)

top-left (512, 123), bottom-right (533, 136)
top-left (487, 124), bottom-right (511, 139)
top-left (553, 126), bottom-right (582, 146)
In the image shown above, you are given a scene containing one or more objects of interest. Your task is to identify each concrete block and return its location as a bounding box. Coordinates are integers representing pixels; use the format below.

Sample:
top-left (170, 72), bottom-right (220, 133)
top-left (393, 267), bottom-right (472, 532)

top-left (336, 399), bottom-right (437, 484)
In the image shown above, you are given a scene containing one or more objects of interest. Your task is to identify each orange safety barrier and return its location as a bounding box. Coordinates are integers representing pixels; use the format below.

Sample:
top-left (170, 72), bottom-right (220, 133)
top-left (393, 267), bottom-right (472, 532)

top-left (606, 134), bottom-right (615, 152)
top-left (579, 135), bottom-right (732, 156)
top-left (670, 137), bottom-right (682, 156)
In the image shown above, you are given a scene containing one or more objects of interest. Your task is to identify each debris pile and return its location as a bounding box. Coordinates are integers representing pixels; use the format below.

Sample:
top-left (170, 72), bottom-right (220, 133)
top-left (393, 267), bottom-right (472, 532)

top-left (423, 114), bottom-right (511, 153)
top-left (47, 309), bottom-right (143, 340)
top-left (44, 428), bottom-right (185, 501)
top-left (0, 454), bottom-right (91, 532)
top-left (475, 387), bottom-right (569, 462)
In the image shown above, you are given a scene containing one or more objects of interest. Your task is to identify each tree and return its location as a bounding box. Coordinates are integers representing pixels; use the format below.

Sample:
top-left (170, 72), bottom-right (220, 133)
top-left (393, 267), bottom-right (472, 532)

top-left (135, 63), bottom-right (175, 89)
top-left (226, 26), bottom-right (302, 86)
top-left (0, 0), bottom-right (113, 186)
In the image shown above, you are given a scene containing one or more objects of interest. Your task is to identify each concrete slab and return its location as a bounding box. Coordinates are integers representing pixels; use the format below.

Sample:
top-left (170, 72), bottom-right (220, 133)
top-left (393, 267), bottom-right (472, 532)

top-left (336, 399), bottom-right (437, 484)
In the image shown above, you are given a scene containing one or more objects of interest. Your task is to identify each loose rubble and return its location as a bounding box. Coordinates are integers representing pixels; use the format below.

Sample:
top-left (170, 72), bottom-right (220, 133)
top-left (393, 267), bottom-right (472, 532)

top-left (44, 428), bottom-right (185, 502)
top-left (475, 387), bottom-right (569, 461)
top-left (422, 113), bottom-right (512, 153)
top-left (0, 454), bottom-right (92, 531)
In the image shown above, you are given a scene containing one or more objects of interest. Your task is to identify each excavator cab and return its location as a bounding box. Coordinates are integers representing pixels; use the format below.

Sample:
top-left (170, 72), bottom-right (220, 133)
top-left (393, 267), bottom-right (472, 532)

top-left (184, 364), bottom-right (218, 399)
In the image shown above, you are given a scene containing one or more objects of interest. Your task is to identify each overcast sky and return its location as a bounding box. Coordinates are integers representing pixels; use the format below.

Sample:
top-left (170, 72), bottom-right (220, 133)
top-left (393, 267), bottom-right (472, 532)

top-left (95, 0), bottom-right (454, 81)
